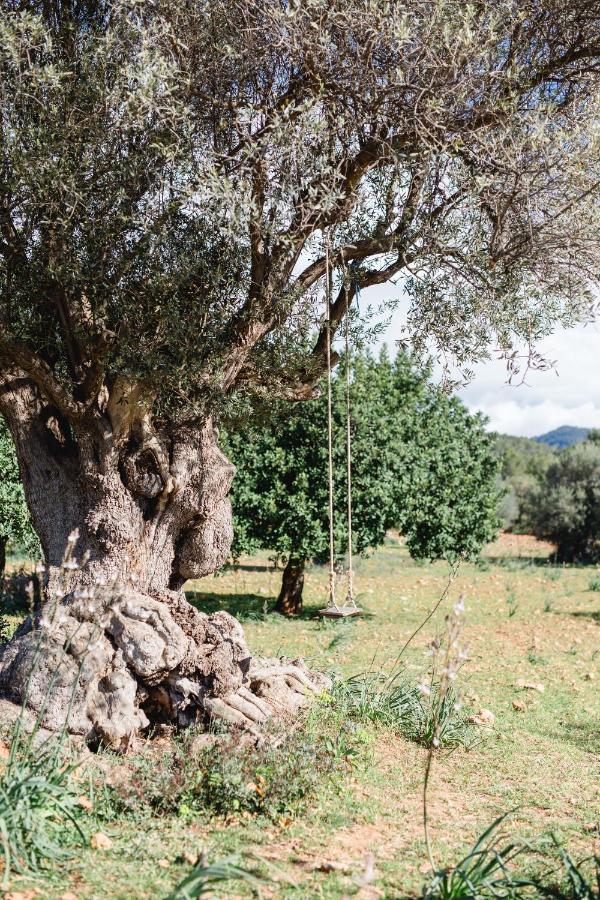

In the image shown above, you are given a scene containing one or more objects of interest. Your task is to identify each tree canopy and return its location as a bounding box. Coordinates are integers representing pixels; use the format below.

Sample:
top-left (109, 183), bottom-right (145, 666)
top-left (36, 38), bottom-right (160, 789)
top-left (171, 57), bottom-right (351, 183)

top-left (1, 0), bottom-right (599, 426)
top-left (224, 350), bottom-right (499, 612)
top-left (530, 439), bottom-right (600, 562)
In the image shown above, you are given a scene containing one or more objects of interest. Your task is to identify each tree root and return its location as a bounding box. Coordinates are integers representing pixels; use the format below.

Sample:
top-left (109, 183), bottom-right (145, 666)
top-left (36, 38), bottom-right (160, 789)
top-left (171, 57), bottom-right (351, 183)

top-left (0, 587), bottom-right (329, 751)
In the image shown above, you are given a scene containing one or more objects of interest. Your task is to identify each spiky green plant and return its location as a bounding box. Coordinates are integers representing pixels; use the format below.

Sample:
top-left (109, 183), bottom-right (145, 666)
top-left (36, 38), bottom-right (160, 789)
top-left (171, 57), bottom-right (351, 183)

top-left (0, 730), bottom-right (86, 886)
top-left (166, 856), bottom-right (265, 899)
top-left (421, 813), bottom-right (535, 899)
top-left (534, 840), bottom-right (599, 899)
top-left (332, 672), bottom-right (472, 750)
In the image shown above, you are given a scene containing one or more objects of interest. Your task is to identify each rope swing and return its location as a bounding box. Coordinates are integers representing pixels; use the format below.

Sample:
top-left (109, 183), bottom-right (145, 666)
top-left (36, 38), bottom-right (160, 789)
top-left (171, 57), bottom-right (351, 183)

top-left (319, 236), bottom-right (362, 619)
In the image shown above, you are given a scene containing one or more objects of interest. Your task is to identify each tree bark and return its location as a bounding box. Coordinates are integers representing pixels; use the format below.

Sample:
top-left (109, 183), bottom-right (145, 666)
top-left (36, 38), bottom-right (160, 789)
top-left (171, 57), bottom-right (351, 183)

top-left (0, 535), bottom-right (6, 580)
top-left (275, 556), bottom-right (305, 616)
top-left (0, 375), bottom-right (326, 749)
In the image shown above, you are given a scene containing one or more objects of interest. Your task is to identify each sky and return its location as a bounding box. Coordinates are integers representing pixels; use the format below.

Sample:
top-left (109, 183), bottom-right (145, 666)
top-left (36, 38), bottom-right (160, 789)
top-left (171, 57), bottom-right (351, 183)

top-left (370, 287), bottom-right (600, 438)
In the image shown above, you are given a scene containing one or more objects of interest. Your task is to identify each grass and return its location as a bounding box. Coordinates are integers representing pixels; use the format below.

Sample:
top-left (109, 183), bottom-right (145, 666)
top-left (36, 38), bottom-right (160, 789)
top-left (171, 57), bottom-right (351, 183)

top-left (2, 532), bottom-right (599, 898)
top-left (0, 719), bottom-right (86, 886)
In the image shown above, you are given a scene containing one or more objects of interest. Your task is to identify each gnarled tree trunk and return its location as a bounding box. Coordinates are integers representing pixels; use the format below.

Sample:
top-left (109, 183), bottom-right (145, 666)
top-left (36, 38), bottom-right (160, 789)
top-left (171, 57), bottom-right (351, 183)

top-left (0, 375), bottom-right (325, 750)
top-left (274, 556), bottom-right (305, 616)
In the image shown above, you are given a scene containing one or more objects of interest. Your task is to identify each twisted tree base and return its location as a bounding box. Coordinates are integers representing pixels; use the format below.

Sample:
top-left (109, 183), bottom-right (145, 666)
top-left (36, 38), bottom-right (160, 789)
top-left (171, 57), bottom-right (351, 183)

top-left (0, 589), bottom-right (329, 751)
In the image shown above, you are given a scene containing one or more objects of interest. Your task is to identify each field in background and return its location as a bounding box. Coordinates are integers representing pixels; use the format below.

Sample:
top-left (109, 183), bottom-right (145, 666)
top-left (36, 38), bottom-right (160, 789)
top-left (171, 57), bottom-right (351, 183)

top-left (2, 533), bottom-right (599, 898)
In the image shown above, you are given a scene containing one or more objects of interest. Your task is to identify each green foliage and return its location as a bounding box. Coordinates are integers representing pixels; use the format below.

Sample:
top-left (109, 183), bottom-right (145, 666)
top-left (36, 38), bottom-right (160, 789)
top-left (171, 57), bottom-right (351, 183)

top-left (1, 1), bottom-right (598, 428)
top-left (588, 575), bottom-right (600, 592)
top-left (0, 417), bottom-right (39, 570)
top-left (535, 843), bottom-right (599, 899)
top-left (224, 350), bottom-right (499, 575)
top-left (398, 388), bottom-right (500, 563)
top-left (494, 435), bottom-right (557, 533)
top-left (166, 857), bottom-right (265, 900)
top-left (421, 813), bottom-right (533, 899)
top-left (0, 726), bottom-right (86, 885)
top-left (106, 724), bottom-right (358, 823)
top-left (529, 442), bottom-right (600, 562)
top-left (422, 820), bottom-right (599, 900)
top-left (331, 673), bottom-right (472, 750)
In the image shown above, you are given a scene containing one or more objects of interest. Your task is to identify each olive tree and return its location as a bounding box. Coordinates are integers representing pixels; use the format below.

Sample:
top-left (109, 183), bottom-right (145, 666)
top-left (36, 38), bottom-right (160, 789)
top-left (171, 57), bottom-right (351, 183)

top-left (530, 441), bottom-right (600, 562)
top-left (0, 0), bottom-right (599, 745)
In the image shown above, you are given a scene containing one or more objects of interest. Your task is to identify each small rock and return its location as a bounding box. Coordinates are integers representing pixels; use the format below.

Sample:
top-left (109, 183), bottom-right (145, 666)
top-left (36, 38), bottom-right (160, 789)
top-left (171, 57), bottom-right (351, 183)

top-left (584, 672), bottom-right (595, 681)
top-left (60, 893), bottom-right (79, 900)
top-left (77, 795), bottom-right (93, 812)
top-left (181, 850), bottom-right (199, 866)
top-left (512, 699), bottom-right (526, 711)
top-left (91, 832), bottom-right (113, 850)
top-left (583, 822), bottom-right (598, 832)
top-left (157, 859), bottom-right (171, 869)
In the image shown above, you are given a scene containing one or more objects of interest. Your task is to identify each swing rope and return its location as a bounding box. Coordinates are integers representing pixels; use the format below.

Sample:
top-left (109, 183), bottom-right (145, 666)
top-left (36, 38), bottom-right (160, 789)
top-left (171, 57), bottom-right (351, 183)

top-left (343, 261), bottom-right (355, 606)
top-left (325, 236), bottom-right (337, 608)
top-left (321, 238), bottom-right (361, 616)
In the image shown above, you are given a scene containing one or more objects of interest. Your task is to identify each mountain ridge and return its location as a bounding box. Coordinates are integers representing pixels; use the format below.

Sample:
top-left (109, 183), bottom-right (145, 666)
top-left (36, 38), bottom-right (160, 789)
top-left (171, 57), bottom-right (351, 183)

top-left (534, 425), bottom-right (591, 448)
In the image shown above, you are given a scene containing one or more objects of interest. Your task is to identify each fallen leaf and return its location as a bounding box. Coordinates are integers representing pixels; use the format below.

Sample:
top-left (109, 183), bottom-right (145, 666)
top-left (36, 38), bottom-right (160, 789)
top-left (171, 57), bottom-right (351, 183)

top-left (468, 708), bottom-right (495, 726)
top-left (76, 795), bottom-right (93, 812)
top-left (91, 832), bottom-right (112, 850)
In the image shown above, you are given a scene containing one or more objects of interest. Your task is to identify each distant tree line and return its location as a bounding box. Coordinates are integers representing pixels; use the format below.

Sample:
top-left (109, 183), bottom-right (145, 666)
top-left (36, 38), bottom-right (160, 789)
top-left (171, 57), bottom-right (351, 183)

top-left (496, 430), bottom-right (600, 562)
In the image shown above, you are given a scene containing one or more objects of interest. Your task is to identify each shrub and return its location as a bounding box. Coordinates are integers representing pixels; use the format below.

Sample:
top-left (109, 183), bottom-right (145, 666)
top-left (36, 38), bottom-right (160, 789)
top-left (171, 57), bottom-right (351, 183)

top-left (105, 721), bottom-right (360, 822)
top-left (588, 575), bottom-right (600, 592)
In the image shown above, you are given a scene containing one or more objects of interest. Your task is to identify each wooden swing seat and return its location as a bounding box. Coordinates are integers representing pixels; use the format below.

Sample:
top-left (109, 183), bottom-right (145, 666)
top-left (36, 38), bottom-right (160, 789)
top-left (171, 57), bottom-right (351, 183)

top-left (318, 605), bottom-right (362, 618)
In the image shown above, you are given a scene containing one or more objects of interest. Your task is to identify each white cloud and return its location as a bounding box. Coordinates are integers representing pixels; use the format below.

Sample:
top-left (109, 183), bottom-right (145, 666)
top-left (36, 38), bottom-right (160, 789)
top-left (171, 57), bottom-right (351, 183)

top-left (456, 324), bottom-right (600, 436)
top-left (368, 281), bottom-right (600, 437)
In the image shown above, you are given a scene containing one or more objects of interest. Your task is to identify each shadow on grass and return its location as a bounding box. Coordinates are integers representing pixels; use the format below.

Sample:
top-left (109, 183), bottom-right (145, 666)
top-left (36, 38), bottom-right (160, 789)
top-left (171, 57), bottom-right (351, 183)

top-left (568, 609), bottom-right (600, 624)
top-left (185, 589), bottom-right (375, 623)
top-left (543, 718), bottom-right (600, 755)
top-left (185, 590), bottom-right (334, 622)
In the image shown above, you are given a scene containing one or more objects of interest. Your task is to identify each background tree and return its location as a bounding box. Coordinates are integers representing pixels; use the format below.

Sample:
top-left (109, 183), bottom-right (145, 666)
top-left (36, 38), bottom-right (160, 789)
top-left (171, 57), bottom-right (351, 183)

top-left (225, 351), bottom-right (499, 615)
top-left (493, 434), bottom-right (557, 531)
top-left (0, 0), bottom-right (599, 741)
top-left (0, 417), bottom-right (38, 577)
top-left (530, 440), bottom-right (600, 562)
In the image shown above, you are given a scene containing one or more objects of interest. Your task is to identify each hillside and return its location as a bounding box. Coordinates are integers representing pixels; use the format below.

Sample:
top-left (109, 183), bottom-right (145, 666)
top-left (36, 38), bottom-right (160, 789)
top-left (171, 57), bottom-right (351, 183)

top-left (535, 425), bottom-right (590, 448)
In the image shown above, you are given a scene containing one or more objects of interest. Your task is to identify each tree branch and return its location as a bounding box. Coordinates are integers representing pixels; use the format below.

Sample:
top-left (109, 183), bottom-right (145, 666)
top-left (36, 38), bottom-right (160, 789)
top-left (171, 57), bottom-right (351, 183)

top-left (0, 338), bottom-right (84, 424)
